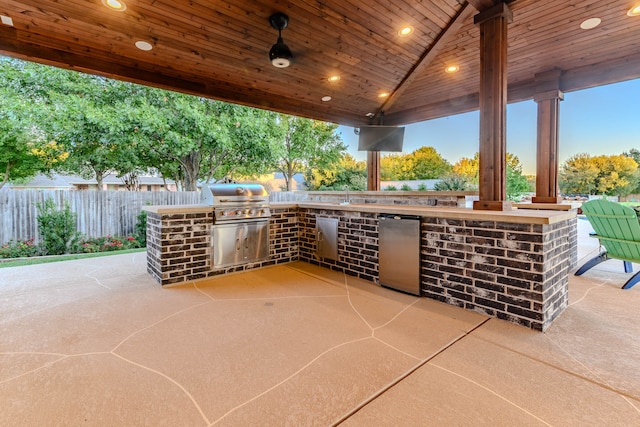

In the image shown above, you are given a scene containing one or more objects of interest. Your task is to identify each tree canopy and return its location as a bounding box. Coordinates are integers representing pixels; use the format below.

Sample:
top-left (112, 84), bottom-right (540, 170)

top-left (0, 59), bottom-right (68, 189)
top-left (559, 153), bottom-right (639, 196)
top-left (306, 154), bottom-right (367, 191)
top-left (273, 116), bottom-right (346, 191)
top-left (450, 152), bottom-right (531, 200)
top-left (0, 56), bottom-right (344, 191)
top-left (380, 146), bottom-right (452, 181)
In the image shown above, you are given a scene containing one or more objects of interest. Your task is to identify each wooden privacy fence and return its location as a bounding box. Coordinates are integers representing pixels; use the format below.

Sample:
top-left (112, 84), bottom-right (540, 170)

top-left (0, 190), bottom-right (199, 244)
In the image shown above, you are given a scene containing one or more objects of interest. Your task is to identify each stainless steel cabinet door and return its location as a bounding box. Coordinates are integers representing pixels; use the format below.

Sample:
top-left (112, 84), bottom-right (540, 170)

top-left (316, 217), bottom-right (338, 260)
top-left (212, 223), bottom-right (245, 268)
top-left (244, 221), bottom-right (269, 262)
top-left (379, 215), bottom-right (421, 295)
top-left (212, 221), bottom-right (269, 268)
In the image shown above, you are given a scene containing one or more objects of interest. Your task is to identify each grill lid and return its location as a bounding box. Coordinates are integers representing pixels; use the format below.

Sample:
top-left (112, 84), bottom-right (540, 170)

top-left (200, 183), bottom-right (269, 206)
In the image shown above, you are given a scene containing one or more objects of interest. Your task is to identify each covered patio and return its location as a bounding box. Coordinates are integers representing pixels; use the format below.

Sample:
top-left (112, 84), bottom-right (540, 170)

top-left (1, 1), bottom-right (640, 423)
top-left (2, 219), bottom-right (639, 425)
top-left (2, 1), bottom-right (640, 201)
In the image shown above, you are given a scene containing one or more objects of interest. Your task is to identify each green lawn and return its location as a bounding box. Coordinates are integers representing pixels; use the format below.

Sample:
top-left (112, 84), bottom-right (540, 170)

top-left (0, 248), bottom-right (146, 268)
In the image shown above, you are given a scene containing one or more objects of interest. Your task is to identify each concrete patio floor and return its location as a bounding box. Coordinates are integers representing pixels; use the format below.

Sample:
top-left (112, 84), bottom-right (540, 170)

top-left (1, 218), bottom-right (639, 426)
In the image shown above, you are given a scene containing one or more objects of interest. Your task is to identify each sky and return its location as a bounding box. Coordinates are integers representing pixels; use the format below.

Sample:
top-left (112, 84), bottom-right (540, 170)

top-left (337, 78), bottom-right (639, 175)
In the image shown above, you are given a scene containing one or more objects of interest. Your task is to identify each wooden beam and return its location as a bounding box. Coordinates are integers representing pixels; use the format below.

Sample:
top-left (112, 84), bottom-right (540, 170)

top-left (366, 152), bottom-right (381, 191)
top-left (386, 49), bottom-right (640, 126)
top-left (466, 0), bottom-right (498, 12)
top-left (375, 2), bottom-right (476, 116)
top-left (0, 26), bottom-right (369, 127)
top-left (473, 2), bottom-right (513, 211)
top-left (533, 69), bottom-right (563, 204)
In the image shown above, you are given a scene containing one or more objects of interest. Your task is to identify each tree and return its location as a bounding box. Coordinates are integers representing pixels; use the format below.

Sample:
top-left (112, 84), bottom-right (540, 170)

top-left (124, 87), bottom-right (279, 191)
top-left (380, 147), bottom-right (451, 180)
top-left (506, 159), bottom-right (532, 200)
top-left (306, 153), bottom-right (367, 190)
top-left (0, 79), bottom-right (67, 189)
top-left (0, 109), bottom-right (41, 189)
top-left (1, 58), bottom-right (136, 189)
top-left (623, 148), bottom-right (640, 193)
top-left (1, 57), bottom-right (279, 191)
top-left (624, 148), bottom-right (640, 164)
top-left (559, 153), bottom-right (639, 196)
top-left (451, 152), bottom-right (531, 199)
top-left (0, 58), bottom-right (68, 188)
top-left (273, 116), bottom-right (346, 191)
top-left (452, 154), bottom-right (479, 186)
top-left (380, 153), bottom-right (407, 181)
top-left (48, 91), bottom-right (125, 189)
top-left (404, 146), bottom-right (452, 179)
top-left (591, 155), bottom-right (639, 196)
top-left (559, 153), bottom-right (598, 195)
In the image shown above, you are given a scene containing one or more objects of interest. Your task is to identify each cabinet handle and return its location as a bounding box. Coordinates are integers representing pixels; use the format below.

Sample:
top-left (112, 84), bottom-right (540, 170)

top-left (236, 238), bottom-right (241, 251)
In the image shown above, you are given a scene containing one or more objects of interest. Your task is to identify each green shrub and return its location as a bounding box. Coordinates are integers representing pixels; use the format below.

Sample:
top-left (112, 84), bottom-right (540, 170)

top-left (74, 235), bottom-right (142, 253)
top-left (417, 183), bottom-right (428, 191)
top-left (135, 209), bottom-right (148, 246)
top-left (433, 174), bottom-right (469, 191)
top-left (0, 238), bottom-right (40, 258)
top-left (400, 184), bottom-right (413, 191)
top-left (37, 199), bottom-right (81, 255)
top-left (385, 185), bottom-right (397, 191)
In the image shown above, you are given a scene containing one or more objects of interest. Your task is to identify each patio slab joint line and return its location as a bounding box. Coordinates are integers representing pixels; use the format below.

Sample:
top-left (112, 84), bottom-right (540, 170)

top-left (332, 317), bottom-right (491, 426)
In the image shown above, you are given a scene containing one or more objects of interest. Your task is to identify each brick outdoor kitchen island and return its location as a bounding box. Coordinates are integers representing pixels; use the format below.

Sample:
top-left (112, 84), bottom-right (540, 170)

top-left (144, 203), bottom-right (577, 331)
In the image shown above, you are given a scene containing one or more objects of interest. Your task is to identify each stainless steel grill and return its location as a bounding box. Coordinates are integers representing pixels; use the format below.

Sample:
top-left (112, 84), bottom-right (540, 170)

top-left (200, 183), bottom-right (271, 269)
top-left (200, 183), bottom-right (271, 223)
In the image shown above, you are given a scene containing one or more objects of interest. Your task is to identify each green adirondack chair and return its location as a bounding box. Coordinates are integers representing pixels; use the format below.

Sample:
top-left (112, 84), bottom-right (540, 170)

top-left (575, 199), bottom-right (640, 289)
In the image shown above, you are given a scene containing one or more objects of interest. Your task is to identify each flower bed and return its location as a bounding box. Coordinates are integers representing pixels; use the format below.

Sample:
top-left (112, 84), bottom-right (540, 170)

top-left (0, 235), bottom-right (143, 259)
top-left (0, 238), bottom-right (40, 258)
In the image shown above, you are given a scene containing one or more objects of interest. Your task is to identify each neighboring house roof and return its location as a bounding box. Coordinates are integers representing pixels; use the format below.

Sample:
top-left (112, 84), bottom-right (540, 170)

top-left (7, 173), bottom-right (175, 189)
top-left (67, 174), bottom-right (174, 186)
top-left (6, 174), bottom-right (75, 189)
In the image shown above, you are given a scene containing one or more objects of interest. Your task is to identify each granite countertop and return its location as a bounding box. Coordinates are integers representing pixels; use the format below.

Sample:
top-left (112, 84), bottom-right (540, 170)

top-left (272, 202), bottom-right (576, 225)
top-left (144, 202), bottom-right (576, 225)
top-left (142, 204), bottom-right (214, 214)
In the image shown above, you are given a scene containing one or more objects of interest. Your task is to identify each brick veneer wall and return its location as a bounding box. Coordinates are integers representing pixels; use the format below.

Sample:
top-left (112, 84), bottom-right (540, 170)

top-left (298, 208), bottom-right (379, 282)
top-left (269, 208), bottom-right (300, 264)
top-left (146, 206), bottom-right (576, 330)
top-left (146, 211), bottom-right (213, 286)
top-left (146, 208), bottom-right (299, 286)
top-left (420, 216), bottom-right (575, 331)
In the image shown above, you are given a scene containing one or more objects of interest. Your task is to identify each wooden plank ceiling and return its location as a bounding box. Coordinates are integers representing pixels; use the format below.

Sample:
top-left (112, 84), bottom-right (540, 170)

top-left (0, 0), bottom-right (639, 127)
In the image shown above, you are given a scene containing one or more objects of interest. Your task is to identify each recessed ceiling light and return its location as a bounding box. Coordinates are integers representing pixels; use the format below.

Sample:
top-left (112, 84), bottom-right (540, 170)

top-left (378, 92), bottom-right (389, 98)
top-left (628, 3), bottom-right (640, 16)
top-left (580, 17), bottom-right (601, 29)
top-left (102, 0), bottom-right (127, 12)
top-left (398, 26), bottom-right (413, 36)
top-left (1, 15), bottom-right (14, 26)
top-left (327, 75), bottom-right (340, 82)
top-left (135, 41), bottom-right (153, 51)
top-left (445, 65), bottom-right (459, 73)
top-left (321, 96), bottom-right (332, 102)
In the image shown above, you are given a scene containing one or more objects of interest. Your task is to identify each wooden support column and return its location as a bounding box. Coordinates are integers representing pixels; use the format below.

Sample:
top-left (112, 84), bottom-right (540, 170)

top-left (473, 2), bottom-right (513, 211)
top-left (367, 151), bottom-right (380, 191)
top-left (533, 69), bottom-right (564, 204)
